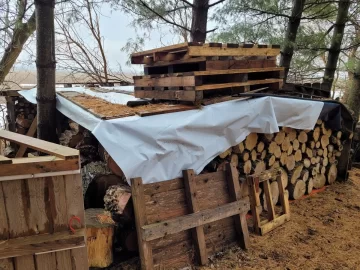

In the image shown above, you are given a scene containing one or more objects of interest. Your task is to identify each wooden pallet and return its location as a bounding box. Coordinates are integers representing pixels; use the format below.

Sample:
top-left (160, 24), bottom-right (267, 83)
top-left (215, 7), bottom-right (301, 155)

top-left (246, 169), bottom-right (290, 235)
top-left (135, 78), bottom-right (284, 102)
top-left (131, 42), bottom-right (281, 65)
top-left (0, 130), bottom-right (88, 269)
top-left (131, 163), bottom-right (250, 269)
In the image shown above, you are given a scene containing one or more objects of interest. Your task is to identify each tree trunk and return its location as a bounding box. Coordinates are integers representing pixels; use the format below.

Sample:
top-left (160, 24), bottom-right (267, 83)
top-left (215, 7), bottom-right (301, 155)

top-left (190, 0), bottom-right (209, 42)
top-left (322, 0), bottom-right (351, 90)
top-left (36, 0), bottom-right (57, 142)
top-left (279, 0), bottom-right (306, 81)
top-left (347, 59), bottom-right (360, 121)
top-left (0, 12), bottom-right (36, 84)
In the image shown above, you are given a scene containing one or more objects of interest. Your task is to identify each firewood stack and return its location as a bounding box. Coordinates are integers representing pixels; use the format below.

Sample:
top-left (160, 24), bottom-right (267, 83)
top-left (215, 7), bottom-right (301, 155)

top-left (14, 97), bottom-right (36, 134)
top-left (213, 119), bottom-right (351, 207)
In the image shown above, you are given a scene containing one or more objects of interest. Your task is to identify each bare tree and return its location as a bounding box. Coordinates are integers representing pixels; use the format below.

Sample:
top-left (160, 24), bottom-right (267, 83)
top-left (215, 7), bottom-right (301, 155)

top-left (56, 0), bottom-right (130, 84)
top-left (0, 0), bottom-right (36, 84)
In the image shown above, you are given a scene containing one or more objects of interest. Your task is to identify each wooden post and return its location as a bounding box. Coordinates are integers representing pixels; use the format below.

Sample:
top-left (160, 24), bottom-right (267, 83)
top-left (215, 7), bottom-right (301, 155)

top-left (263, 180), bottom-right (276, 221)
top-left (183, 169), bottom-right (208, 265)
top-left (247, 176), bottom-right (261, 234)
top-left (131, 178), bottom-right (153, 270)
top-left (225, 163), bottom-right (250, 249)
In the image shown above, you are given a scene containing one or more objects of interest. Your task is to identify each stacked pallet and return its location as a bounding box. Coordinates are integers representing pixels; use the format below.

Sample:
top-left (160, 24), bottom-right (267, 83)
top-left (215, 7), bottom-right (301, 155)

top-left (131, 42), bottom-right (284, 103)
top-left (212, 119), bottom-right (351, 205)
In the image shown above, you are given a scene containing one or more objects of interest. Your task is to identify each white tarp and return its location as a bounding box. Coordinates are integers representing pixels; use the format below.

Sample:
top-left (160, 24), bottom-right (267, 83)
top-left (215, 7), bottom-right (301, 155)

top-left (19, 88), bottom-right (324, 184)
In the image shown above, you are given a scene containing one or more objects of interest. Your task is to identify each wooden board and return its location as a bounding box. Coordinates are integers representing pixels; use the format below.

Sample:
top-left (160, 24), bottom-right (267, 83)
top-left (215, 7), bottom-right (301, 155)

top-left (0, 155), bottom-right (12, 164)
top-left (0, 130), bottom-right (79, 160)
top-left (131, 43), bottom-right (281, 64)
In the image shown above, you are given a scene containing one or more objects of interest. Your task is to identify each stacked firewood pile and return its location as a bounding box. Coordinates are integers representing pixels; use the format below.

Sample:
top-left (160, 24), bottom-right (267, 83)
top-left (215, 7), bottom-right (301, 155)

top-left (14, 97), bottom-right (36, 134)
top-left (209, 120), bottom-right (351, 206)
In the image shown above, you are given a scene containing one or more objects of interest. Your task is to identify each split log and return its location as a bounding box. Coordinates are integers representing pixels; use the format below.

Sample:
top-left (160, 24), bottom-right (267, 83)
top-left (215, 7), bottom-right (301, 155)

top-left (313, 173), bottom-right (326, 189)
top-left (269, 141), bottom-right (278, 154)
top-left (306, 178), bottom-right (314, 195)
top-left (328, 144), bottom-right (334, 153)
top-left (275, 131), bottom-right (286, 145)
top-left (303, 158), bottom-right (311, 168)
top-left (287, 144), bottom-right (293, 155)
top-left (315, 141), bottom-right (321, 148)
top-left (257, 141), bottom-right (265, 153)
top-left (288, 180), bottom-right (306, 200)
top-left (316, 119), bottom-right (323, 125)
top-left (321, 135), bottom-right (329, 149)
top-left (323, 147), bottom-right (328, 158)
top-left (310, 157), bottom-right (317, 165)
top-left (242, 151), bottom-right (250, 162)
top-left (245, 133), bottom-right (258, 150)
top-left (317, 149), bottom-right (323, 156)
top-left (262, 181), bottom-right (279, 211)
top-left (251, 149), bottom-right (257, 161)
top-left (310, 141), bottom-right (315, 149)
top-left (298, 131), bottom-right (308, 144)
top-left (334, 151), bottom-right (342, 157)
top-left (301, 143), bottom-right (306, 153)
top-left (338, 144), bottom-right (344, 151)
top-left (281, 136), bottom-right (291, 152)
top-left (336, 131), bottom-right (342, 139)
top-left (289, 165), bottom-right (304, 185)
top-left (329, 156), bottom-right (337, 165)
top-left (311, 167), bottom-right (317, 177)
top-left (306, 148), bottom-right (313, 158)
top-left (219, 148), bottom-right (232, 159)
top-left (286, 155), bottom-right (295, 171)
top-left (274, 145), bottom-right (282, 159)
top-left (327, 164), bottom-right (337, 184)
top-left (270, 161), bottom-right (280, 171)
top-left (243, 160), bottom-right (252, 174)
top-left (86, 208), bottom-right (115, 268)
top-left (294, 149), bottom-right (302, 162)
top-left (268, 155), bottom-right (276, 167)
top-left (313, 127), bottom-right (321, 142)
top-left (321, 166), bottom-right (326, 175)
top-left (293, 139), bottom-right (300, 151)
top-left (230, 154), bottom-right (239, 166)
top-left (300, 169), bottom-right (309, 182)
top-left (288, 128), bottom-right (297, 141)
top-left (279, 167), bottom-right (289, 188)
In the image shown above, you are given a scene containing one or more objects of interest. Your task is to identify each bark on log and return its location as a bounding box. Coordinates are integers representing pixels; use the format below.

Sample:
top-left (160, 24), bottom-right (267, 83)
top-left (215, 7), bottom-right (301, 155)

top-left (104, 185), bottom-right (132, 215)
top-left (289, 165), bottom-right (304, 185)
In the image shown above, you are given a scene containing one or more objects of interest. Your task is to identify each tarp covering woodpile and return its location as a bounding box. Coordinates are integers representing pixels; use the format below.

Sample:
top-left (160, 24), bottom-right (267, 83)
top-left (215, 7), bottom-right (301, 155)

top-left (19, 88), bottom-right (348, 186)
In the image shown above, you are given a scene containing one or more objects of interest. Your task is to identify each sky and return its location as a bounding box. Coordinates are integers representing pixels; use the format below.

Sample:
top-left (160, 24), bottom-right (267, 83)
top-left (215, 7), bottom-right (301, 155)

top-left (16, 2), bottom-right (218, 75)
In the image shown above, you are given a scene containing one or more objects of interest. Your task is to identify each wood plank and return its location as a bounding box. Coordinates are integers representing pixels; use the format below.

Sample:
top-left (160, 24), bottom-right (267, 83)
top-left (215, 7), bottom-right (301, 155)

top-left (0, 155), bottom-right (12, 164)
top-left (14, 256), bottom-right (36, 270)
top-left (142, 199), bottom-right (249, 242)
top-left (135, 89), bottom-right (198, 102)
top-left (145, 57), bottom-right (206, 67)
top-left (183, 170), bottom-right (207, 265)
top-left (131, 178), bottom-right (153, 270)
top-left (55, 250), bottom-right (73, 270)
top-left (0, 158), bottom-right (79, 178)
top-left (35, 252), bottom-right (57, 270)
top-left (277, 175), bottom-right (290, 216)
top-left (134, 76), bottom-right (196, 87)
top-left (259, 214), bottom-right (289, 235)
top-left (205, 59), bottom-right (276, 71)
top-left (195, 78), bottom-right (283, 91)
top-left (0, 130), bottom-right (79, 160)
top-left (247, 176), bottom-right (261, 235)
top-left (70, 247), bottom-right (89, 270)
top-left (15, 116), bottom-right (37, 158)
top-left (188, 46), bottom-right (280, 57)
top-left (137, 105), bottom-right (196, 117)
top-left (263, 180), bottom-right (276, 221)
top-left (0, 229), bottom-right (85, 260)
top-left (131, 43), bottom-right (190, 58)
top-left (225, 163), bottom-right (250, 250)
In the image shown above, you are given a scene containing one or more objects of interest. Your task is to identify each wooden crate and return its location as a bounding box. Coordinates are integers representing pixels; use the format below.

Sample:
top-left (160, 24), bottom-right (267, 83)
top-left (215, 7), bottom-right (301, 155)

top-left (0, 130), bottom-right (88, 270)
top-left (131, 163), bottom-right (250, 269)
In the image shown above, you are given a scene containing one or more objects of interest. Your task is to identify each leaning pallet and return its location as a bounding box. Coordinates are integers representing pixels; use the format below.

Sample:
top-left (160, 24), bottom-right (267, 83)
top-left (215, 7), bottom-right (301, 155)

top-left (0, 130), bottom-right (88, 269)
top-left (131, 163), bottom-right (250, 269)
top-left (131, 42), bottom-right (284, 102)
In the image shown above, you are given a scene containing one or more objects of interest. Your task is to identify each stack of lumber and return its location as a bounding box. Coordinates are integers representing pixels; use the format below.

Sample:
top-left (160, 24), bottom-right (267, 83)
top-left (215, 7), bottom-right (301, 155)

top-left (131, 42), bottom-right (284, 103)
top-left (213, 119), bottom-right (350, 205)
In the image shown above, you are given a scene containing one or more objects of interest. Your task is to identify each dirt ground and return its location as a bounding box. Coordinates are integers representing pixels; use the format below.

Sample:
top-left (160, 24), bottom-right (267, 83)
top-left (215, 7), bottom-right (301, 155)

top-left (112, 169), bottom-right (360, 270)
top-left (199, 170), bottom-right (360, 270)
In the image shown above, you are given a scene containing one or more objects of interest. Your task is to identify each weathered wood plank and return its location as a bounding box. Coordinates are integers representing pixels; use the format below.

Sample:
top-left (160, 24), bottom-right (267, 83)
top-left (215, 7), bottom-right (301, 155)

top-left (15, 116), bottom-right (37, 158)
top-left (135, 89), bottom-right (198, 102)
top-left (183, 170), bottom-right (207, 265)
top-left (0, 130), bottom-right (79, 160)
top-left (131, 178), bottom-right (153, 270)
top-left (0, 155), bottom-right (12, 165)
top-left (195, 78), bottom-right (283, 91)
top-left (263, 180), bottom-right (276, 221)
top-left (0, 159), bottom-right (79, 178)
top-left (188, 46), bottom-right (280, 57)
